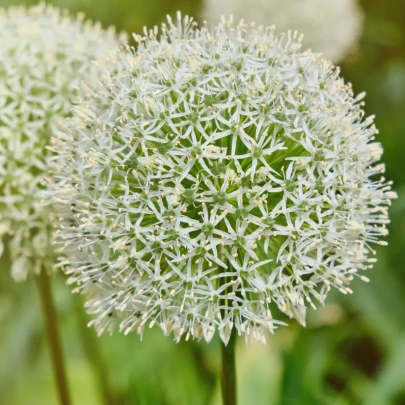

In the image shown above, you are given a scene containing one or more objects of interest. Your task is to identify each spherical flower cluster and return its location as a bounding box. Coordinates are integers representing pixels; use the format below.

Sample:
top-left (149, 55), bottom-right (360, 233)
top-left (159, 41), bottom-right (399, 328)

top-left (203, 0), bottom-right (363, 63)
top-left (0, 3), bottom-right (126, 281)
top-left (49, 14), bottom-right (396, 344)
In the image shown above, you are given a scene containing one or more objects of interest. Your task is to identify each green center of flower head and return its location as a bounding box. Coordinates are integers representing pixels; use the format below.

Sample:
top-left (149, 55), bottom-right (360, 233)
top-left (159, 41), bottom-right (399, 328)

top-left (51, 13), bottom-right (395, 343)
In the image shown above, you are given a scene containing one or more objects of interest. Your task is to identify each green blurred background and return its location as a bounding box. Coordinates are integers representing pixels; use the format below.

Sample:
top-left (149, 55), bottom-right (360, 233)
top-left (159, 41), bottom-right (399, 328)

top-left (0, 0), bottom-right (404, 404)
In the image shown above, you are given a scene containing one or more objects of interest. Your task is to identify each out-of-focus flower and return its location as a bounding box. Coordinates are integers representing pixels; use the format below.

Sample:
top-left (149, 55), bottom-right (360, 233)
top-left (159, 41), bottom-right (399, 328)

top-left (0, 3), bottom-right (126, 281)
top-left (49, 14), bottom-right (395, 344)
top-left (203, 0), bottom-right (363, 63)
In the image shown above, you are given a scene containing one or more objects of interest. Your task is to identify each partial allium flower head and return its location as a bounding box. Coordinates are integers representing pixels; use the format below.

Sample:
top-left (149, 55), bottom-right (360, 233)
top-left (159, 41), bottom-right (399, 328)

top-left (0, 3), bottom-right (126, 281)
top-left (49, 14), bottom-right (396, 344)
top-left (203, 0), bottom-right (363, 63)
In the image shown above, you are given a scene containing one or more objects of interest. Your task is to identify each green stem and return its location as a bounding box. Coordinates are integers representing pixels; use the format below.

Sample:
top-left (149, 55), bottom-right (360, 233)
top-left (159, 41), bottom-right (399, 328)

top-left (221, 328), bottom-right (237, 405)
top-left (219, 256), bottom-right (238, 405)
top-left (73, 294), bottom-right (116, 405)
top-left (36, 269), bottom-right (71, 405)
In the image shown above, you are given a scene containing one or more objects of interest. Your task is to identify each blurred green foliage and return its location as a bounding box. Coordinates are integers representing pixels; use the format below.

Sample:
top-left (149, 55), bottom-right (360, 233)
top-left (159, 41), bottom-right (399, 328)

top-left (0, 0), bottom-right (404, 404)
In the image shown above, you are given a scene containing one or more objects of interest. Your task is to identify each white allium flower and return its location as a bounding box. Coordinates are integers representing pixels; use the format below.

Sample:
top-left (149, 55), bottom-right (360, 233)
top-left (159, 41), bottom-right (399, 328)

top-left (203, 0), bottom-right (363, 63)
top-left (0, 3), bottom-right (126, 281)
top-left (49, 14), bottom-right (396, 344)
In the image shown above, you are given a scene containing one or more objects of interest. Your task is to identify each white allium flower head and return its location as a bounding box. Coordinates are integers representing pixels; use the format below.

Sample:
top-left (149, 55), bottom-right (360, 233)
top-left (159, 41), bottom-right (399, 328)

top-left (0, 3), bottom-right (127, 281)
top-left (203, 0), bottom-right (363, 63)
top-left (49, 14), bottom-right (396, 344)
